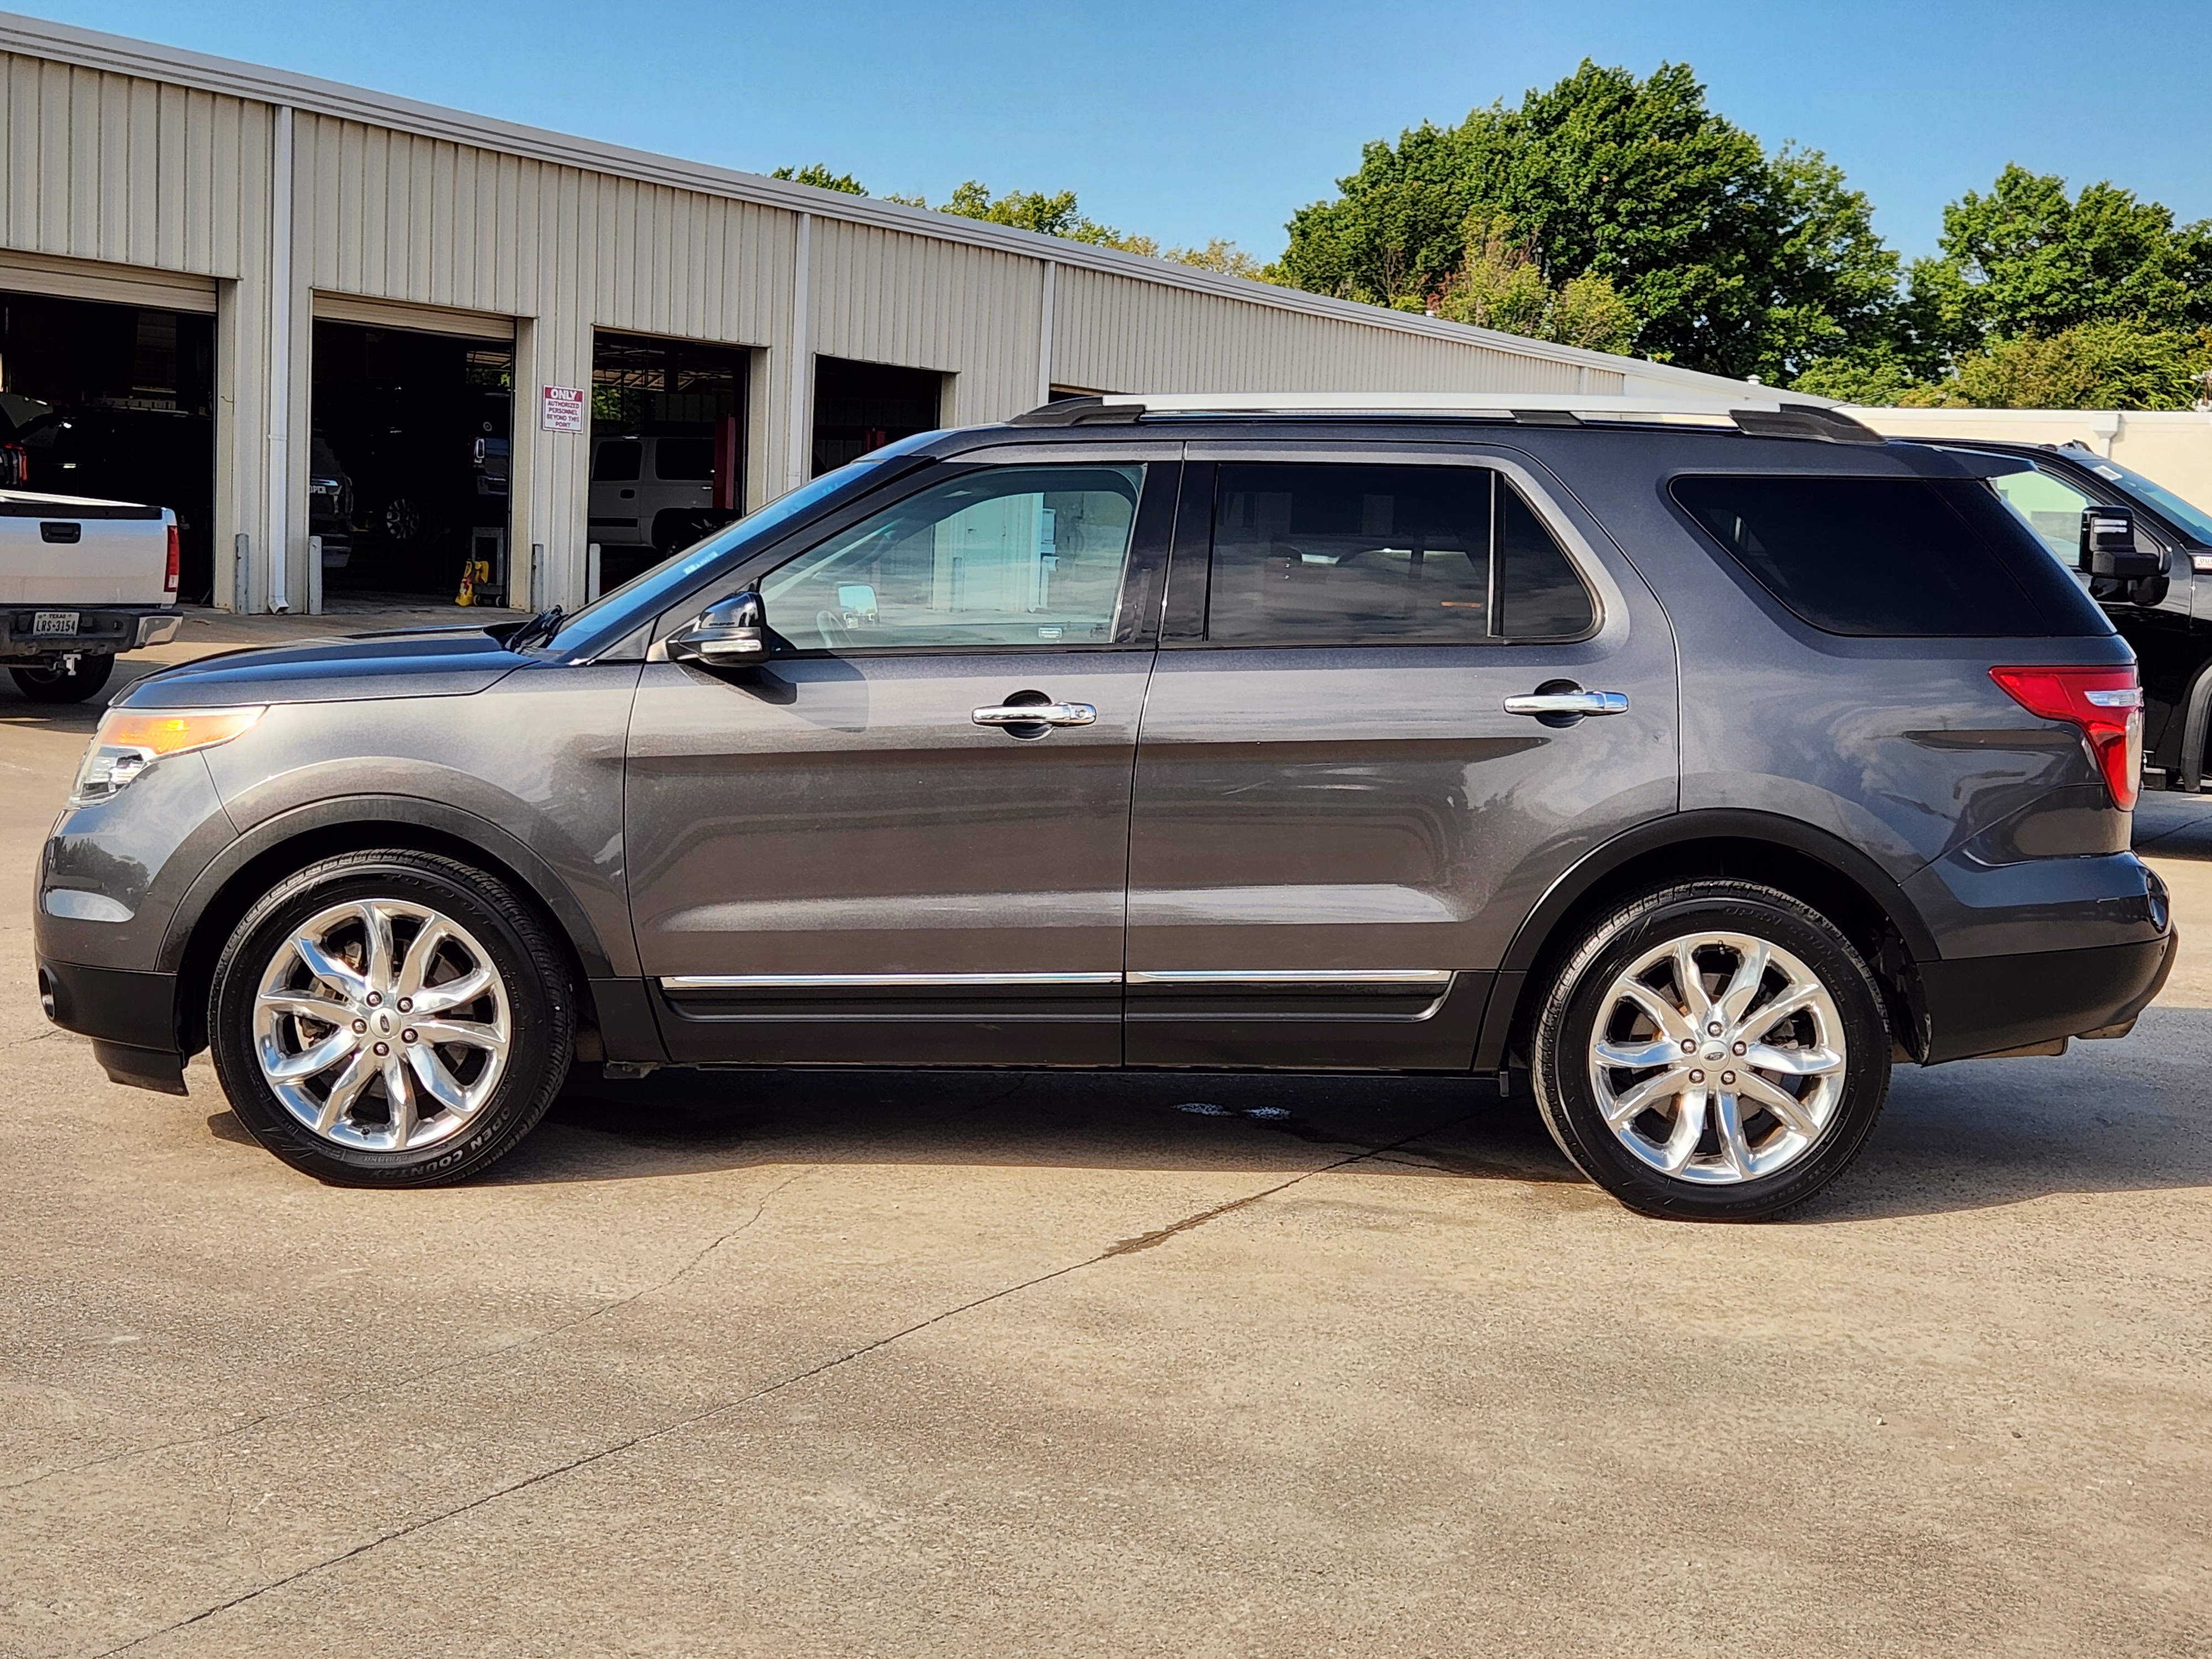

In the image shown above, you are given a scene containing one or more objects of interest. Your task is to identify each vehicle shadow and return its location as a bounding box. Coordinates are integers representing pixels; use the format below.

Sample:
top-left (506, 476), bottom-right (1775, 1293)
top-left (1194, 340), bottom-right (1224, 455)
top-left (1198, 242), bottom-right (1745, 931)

top-left (505, 1066), bottom-right (1584, 1190)
top-left (400, 1008), bottom-right (2212, 1224)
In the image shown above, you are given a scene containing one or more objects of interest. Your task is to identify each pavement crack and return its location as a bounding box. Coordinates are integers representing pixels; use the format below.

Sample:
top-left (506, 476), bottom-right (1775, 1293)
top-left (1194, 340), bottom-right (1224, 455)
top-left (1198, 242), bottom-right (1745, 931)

top-left (82, 1114), bottom-right (1470, 1653)
top-left (2, 1166), bottom-right (815, 1500)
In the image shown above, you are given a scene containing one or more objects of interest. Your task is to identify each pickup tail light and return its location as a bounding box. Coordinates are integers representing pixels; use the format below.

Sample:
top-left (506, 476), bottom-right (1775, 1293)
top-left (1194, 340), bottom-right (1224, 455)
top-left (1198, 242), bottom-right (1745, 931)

top-left (164, 523), bottom-right (180, 593)
top-left (1990, 665), bottom-right (2142, 811)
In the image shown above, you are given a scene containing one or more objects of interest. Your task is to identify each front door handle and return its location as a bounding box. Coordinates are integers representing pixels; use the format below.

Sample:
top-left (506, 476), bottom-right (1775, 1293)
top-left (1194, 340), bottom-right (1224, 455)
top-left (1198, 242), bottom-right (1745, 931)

top-left (972, 701), bottom-right (1098, 728)
top-left (1503, 688), bottom-right (1629, 717)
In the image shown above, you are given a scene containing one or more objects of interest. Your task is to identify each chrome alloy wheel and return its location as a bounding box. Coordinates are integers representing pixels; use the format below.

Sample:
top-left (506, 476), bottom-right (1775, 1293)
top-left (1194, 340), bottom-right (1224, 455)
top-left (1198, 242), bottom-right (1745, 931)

top-left (252, 898), bottom-right (512, 1152)
top-left (1587, 931), bottom-right (1846, 1185)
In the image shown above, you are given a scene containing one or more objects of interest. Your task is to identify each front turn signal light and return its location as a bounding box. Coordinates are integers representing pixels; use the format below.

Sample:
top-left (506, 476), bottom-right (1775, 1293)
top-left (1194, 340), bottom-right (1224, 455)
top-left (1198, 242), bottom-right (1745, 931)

top-left (70, 706), bottom-right (265, 807)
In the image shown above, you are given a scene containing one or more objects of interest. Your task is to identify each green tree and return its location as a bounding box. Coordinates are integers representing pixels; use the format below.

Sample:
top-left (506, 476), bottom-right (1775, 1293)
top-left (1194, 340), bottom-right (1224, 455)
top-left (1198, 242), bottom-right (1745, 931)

top-left (1910, 164), bottom-right (2212, 349)
top-left (771, 164), bottom-right (867, 195)
top-left (1275, 61), bottom-right (1902, 380)
top-left (774, 170), bottom-right (1272, 281)
top-left (1901, 321), bottom-right (2212, 410)
top-left (1430, 214), bottom-right (1634, 352)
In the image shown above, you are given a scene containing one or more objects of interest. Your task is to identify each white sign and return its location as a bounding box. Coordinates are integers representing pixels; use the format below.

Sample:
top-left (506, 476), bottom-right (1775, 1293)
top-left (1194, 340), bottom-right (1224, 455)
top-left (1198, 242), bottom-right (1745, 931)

top-left (540, 384), bottom-right (587, 432)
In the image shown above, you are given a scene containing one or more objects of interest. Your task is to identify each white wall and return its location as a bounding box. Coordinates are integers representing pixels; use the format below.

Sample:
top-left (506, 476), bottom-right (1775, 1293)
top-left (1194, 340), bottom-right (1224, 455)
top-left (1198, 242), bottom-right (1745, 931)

top-left (1851, 406), bottom-right (2212, 517)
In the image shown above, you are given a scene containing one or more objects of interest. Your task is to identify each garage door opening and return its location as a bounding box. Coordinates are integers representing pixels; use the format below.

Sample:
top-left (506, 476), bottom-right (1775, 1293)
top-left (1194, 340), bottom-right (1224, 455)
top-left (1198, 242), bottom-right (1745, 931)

top-left (311, 321), bottom-right (513, 605)
top-left (589, 332), bottom-right (748, 593)
top-left (812, 357), bottom-right (942, 477)
top-left (0, 291), bottom-right (216, 601)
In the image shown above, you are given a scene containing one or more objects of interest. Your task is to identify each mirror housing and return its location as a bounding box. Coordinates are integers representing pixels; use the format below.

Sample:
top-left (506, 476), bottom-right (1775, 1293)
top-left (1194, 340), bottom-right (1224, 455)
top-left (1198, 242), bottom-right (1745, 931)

top-left (667, 588), bottom-right (768, 666)
top-left (2080, 505), bottom-right (2161, 580)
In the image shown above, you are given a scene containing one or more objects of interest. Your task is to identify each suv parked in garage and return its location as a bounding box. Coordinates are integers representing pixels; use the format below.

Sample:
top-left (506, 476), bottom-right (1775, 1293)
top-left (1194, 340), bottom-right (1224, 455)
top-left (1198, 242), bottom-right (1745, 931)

top-left (34, 394), bottom-right (2175, 1219)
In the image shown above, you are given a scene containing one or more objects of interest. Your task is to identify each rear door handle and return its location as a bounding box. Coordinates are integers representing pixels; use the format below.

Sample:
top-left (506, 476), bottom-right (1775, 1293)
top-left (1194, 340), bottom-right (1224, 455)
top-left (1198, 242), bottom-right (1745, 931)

top-left (1503, 689), bottom-right (1629, 716)
top-left (972, 701), bottom-right (1098, 728)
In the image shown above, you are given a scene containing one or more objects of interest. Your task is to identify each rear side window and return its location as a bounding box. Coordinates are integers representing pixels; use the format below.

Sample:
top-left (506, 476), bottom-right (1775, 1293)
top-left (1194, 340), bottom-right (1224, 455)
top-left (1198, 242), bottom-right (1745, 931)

top-left (654, 438), bottom-right (714, 481)
top-left (1670, 474), bottom-right (2110, 638)
top-left (1206, 463), bottom-right (1595, 645)
top-left (592, 439), bottom-right (641, 482)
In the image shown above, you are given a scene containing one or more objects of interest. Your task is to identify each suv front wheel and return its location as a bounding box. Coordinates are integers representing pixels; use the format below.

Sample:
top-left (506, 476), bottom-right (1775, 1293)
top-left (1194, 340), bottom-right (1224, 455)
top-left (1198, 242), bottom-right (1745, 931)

top-left (208, 849), bottom-right (574, 1186)
top-left (1530, 879), bottom-right (1891, 1221)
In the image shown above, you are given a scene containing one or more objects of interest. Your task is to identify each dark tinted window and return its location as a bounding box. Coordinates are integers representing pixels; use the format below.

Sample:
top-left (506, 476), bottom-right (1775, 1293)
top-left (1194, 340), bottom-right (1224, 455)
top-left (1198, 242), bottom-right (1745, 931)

top-left (655, 438), bottom-right (714, 481)
top-left (592, 438), bottom-right (641, 482)
top-left (1672, 474), bottom-right (2110, 638)
top-left (1207, 463), bottom-right (1593, 644)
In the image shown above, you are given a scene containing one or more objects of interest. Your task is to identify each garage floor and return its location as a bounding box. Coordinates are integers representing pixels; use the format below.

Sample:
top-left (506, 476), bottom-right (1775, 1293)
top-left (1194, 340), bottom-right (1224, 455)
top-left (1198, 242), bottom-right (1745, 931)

top-left (2, 643), bottom-right (2208, 1656)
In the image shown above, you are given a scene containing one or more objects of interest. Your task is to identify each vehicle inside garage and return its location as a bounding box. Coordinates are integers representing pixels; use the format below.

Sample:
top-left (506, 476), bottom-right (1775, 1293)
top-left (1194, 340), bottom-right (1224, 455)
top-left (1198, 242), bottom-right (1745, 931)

top-left (589, 332), bottom-right (748, 592)
top-left (0, 290), bottom-right (216, 601)
top-left (812, 356), bottom-right (942, 476)
top-left (310, 321), bottom-right (514, 603)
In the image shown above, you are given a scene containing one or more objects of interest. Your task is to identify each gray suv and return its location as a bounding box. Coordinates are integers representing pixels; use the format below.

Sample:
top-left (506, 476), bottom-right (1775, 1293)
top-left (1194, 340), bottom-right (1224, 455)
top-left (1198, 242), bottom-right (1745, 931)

top-left (33, 394), bottom-right (2177, 1220)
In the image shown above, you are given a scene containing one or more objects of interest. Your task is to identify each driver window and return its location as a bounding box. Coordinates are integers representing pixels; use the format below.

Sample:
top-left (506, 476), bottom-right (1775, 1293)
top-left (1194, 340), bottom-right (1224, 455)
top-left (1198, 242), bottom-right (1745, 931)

top-left (761, 465), bottom-right (1144, 650)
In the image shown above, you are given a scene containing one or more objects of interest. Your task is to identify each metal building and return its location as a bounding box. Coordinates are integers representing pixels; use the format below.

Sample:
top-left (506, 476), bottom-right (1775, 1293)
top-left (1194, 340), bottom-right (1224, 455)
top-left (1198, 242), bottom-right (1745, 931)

top-left (0, 11), bottom-right (1764, 614)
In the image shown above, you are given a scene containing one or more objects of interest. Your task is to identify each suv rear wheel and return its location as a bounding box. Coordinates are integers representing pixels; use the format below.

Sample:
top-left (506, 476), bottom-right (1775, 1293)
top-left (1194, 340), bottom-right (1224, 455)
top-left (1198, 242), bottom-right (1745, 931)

top-left (208, 850), bottom-right (573, 1186)
top-left (1530, 879), bottom-right (1890, 1220)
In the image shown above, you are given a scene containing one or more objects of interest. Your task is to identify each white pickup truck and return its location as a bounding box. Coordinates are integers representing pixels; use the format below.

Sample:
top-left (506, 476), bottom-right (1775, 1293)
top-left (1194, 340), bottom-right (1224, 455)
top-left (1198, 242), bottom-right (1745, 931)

top-left (0, 489), bottom-right (182, 702)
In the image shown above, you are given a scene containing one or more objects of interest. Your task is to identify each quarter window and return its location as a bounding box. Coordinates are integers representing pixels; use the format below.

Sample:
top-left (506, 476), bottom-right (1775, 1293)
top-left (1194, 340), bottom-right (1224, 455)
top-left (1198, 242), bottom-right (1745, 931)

top-left (761, 465), bottom-right (1144, 651)
top-left (1671, 474), bottom-right (2108, 638)
top-left (1204, 463), bottom-right (1593, 645)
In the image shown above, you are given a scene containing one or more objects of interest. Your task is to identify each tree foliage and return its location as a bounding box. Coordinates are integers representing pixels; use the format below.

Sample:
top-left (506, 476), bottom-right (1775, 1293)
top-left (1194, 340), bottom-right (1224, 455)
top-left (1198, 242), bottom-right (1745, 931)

top-left (1829, 168), bottom-right (2212, 408)
top-left (770, 164), bottom-right (865, 195)
top-left (1430, 215), bottom-right (1635, 352)
top-left (1273, 62), bottom-right (1898, 380)
top-left (771, 168), bottom-right (1267, 276)
top-left (1910, 165), bottom-right (2212, 350)
top-left (1897, 321), bottom-right (2212, 411)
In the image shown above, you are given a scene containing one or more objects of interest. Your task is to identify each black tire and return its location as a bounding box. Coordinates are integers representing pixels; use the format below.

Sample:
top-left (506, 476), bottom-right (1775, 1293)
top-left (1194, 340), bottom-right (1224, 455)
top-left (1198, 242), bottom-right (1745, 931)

top-left (1528, 879), bottom-right (1891, 1222)
top-left (207, 849), bottom-right (573, 1187)
top-left (12, 654), bottom-right (114, 703)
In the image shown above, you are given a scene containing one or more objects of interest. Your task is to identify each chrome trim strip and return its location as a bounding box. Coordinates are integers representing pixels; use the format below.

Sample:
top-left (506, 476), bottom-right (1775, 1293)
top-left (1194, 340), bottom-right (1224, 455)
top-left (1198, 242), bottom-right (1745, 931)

top-left (1124, 969), bottom-right (1454, 987)
top-left (660, 971), bottom-right (1123, 992)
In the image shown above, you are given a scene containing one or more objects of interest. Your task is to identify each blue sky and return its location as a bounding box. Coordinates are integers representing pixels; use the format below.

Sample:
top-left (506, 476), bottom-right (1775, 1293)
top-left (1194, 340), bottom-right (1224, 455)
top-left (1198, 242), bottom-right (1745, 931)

top-left (23, 1), bottom-right (2212, 265)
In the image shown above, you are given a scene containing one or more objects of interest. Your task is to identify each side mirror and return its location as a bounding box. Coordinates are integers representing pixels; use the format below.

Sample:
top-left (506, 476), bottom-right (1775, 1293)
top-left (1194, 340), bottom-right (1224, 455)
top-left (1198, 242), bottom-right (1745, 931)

top-left (2080, 505), bottom-right (2161, 580)
top-left (667, 588), bottom-right (768, 666)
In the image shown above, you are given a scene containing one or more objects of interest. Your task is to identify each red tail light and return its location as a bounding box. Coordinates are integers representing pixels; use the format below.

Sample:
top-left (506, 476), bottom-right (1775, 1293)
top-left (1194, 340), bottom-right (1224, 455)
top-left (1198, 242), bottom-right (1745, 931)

top-left (1990, 664), bottom-right (2143, 811)
top-left (164, 523), bottom-right (180, 594)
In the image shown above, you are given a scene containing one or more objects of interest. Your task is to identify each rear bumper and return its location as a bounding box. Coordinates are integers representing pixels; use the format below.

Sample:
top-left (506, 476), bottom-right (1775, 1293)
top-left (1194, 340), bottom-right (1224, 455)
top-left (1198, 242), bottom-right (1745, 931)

top-left (0, 605), bottom-right (179, 658)
top-left (1919, 931), bottom-right (2178, 1063)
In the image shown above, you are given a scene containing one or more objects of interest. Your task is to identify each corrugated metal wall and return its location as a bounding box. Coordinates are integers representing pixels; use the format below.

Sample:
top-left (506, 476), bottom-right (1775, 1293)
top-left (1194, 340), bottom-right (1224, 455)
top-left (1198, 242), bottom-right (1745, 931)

top-left (808, 218), bottom-right (1041, 424)
top-left (1053, 266), bottom-right (1621, 397)
top-left (0, 37), bottom-right (1663, 612)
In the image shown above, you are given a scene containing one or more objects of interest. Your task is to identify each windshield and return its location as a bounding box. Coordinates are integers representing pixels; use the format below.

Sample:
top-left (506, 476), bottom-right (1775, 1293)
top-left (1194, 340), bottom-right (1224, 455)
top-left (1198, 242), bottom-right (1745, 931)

top-left (542, 460), bottom-right (889, 655)
top-left (2079, 452), bottom-right (2212, 546)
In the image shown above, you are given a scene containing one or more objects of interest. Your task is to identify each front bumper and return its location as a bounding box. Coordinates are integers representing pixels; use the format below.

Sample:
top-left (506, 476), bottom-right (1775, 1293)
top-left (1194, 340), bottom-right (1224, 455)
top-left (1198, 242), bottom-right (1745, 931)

top-left (1918, 930), bottom-right (2178, 1063)
top-left (0, 605), bottom-right (180, 660)
top-left (37, 959), bottom-right (187, 1093)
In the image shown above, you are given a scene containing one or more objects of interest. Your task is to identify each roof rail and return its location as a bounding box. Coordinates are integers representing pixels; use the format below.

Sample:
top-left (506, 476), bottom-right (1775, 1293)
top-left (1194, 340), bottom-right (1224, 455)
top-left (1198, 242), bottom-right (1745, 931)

top-left (1006, 390), bottom-right (1883, 444)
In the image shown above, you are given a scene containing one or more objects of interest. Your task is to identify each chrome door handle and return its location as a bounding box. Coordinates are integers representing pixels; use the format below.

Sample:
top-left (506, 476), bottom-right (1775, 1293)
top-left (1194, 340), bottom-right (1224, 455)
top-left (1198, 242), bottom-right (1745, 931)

top-left (972, 701), bottom-right (1098, 728)
top-left (1503, 689), bottom-right (1629, 717)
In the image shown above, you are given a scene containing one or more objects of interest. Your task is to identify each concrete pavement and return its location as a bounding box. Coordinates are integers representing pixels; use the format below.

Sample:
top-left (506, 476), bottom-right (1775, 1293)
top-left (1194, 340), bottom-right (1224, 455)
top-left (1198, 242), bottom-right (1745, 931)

top-left (2, 623), bottom-right (2208, 1657)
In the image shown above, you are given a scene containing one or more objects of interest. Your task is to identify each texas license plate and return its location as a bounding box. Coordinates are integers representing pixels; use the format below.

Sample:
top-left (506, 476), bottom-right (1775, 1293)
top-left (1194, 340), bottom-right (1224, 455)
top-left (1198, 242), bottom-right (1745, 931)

top-left (31, 611), bottom-right (78, 637)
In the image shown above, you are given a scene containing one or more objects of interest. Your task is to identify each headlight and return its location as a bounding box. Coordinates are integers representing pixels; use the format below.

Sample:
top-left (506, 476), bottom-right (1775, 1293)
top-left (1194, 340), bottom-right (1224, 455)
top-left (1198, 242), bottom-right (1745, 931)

top-left (70, 706), bottom-right (265, 807)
